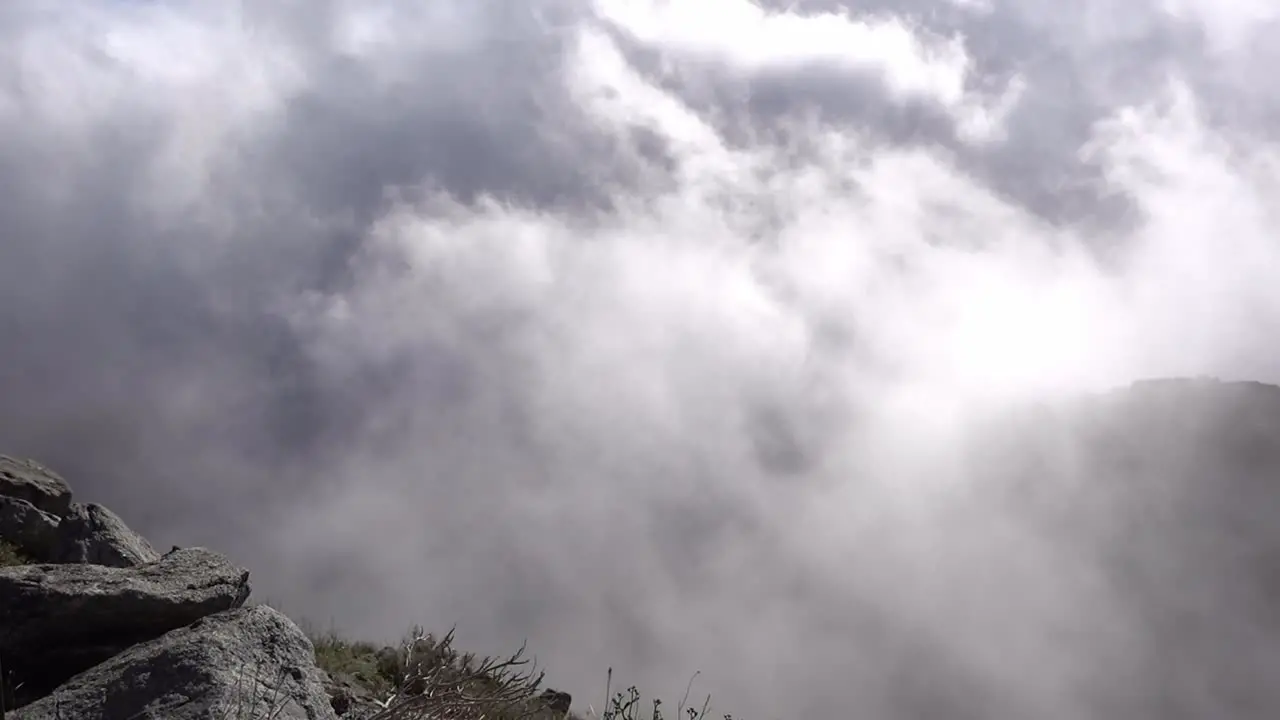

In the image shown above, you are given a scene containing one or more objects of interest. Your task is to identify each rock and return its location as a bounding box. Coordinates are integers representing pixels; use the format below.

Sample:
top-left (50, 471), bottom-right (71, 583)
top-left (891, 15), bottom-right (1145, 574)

top-left (56, 502), bottom-right (160, 567)
top-left (0, 546), bottom-right (251, 704)
top-left (320, 669), bottom-right (381, 718)
top-left (538, 689), bottom-right (573, 717)
top-left (11, 605), bottom-right (339, 720)
top-left (0, 495), bottom-right (61, 562)
top-left (0, 455), bottom-right (72, 518)
top-left (0, 459), bottom-right (158, 569)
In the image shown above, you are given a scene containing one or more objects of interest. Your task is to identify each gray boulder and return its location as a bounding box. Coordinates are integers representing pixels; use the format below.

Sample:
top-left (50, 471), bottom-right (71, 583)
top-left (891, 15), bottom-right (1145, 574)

top-left (0, 547), bottom-right (251, 704)
top-left (0, 455), bottom-right (72, 517)
top-left (11, 604), bottom-right (339, 720)
top-left (0, 495), bottom-right (60, 561)
top-left (56, 501), bottom-right (160, 567)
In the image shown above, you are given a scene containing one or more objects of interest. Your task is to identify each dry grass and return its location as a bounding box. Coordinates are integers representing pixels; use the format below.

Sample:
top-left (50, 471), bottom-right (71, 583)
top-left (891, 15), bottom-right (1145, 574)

top-left (309, 625), bottom-right (571, 719)
top-left (309, 627), bottom-right (402, 701)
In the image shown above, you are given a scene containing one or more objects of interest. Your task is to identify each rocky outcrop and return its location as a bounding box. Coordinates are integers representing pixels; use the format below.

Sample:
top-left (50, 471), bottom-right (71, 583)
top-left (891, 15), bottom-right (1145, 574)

top-left (0, 547), bottom-right (252, 703)
top-left (0, 455), bottom-right (337, 717)
top-left (0, 454), bottom-right (155, 566)
top-left (11, 605), bottom-right (338, 720)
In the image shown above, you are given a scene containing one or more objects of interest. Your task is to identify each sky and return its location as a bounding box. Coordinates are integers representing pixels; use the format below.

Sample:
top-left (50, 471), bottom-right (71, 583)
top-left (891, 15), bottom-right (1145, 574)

top-left (3, 0), bottom-right (1280, 717)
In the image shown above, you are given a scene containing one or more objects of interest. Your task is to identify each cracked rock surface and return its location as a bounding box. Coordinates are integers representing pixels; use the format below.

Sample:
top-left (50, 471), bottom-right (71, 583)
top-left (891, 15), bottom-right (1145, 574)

top-left (0, 547), bottom-right (252, 705)
top-left (11, 605), bottom-right (338, 720)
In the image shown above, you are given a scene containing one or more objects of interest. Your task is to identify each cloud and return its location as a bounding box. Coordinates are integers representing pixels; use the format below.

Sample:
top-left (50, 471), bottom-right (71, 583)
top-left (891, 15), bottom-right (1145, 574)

top-left (3, 0), bottom-right (1280, 717)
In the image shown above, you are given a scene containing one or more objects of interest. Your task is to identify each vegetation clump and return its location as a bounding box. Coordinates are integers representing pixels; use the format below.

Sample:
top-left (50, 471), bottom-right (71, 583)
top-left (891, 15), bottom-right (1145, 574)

top-left (306, 624), bottom-right (737, 720)
top-left (0, 540), bottom-right (29, 567)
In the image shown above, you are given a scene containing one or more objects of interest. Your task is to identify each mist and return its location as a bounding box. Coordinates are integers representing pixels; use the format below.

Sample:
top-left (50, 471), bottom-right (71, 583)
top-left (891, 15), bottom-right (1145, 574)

top-left (4, 1), bottom-right (1280, 717)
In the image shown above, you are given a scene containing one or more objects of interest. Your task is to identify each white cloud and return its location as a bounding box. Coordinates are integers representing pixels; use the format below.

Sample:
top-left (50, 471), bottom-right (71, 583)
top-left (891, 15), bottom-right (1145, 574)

top-left (594, 0), bottom-right (973, 105)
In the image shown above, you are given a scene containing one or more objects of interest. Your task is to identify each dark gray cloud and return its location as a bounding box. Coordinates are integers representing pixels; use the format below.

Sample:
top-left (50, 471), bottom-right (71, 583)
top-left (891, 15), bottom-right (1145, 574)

top-left (3, 0), bottom-right (1280, 717)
